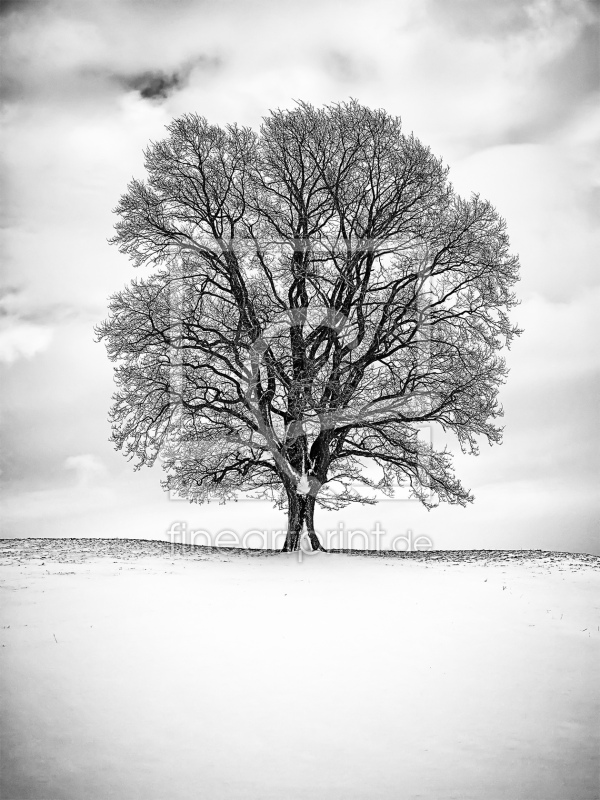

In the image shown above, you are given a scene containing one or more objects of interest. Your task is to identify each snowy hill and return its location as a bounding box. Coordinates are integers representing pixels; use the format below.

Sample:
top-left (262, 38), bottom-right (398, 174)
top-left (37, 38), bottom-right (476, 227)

top-left (1, 539), bottom-right (598, 800)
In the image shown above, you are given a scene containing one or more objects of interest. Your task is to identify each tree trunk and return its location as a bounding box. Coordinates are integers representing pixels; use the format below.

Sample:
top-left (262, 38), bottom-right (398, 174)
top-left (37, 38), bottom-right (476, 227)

top-left (282, 490), bottom-right (303, 552)
top-left (281, 489), bottom-right (325, 552)
top-left (305, 494), bottom-right (325, 551)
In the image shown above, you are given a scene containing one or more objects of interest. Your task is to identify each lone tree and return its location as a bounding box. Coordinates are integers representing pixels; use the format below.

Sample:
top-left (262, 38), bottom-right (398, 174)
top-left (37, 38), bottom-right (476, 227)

top-left (97, 101), bottom-right (521, 552)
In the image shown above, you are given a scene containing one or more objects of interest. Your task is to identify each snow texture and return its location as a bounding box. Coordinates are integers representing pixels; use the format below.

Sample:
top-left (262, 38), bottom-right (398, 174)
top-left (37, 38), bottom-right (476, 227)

top-left (1, 538), bottom-right (599, 800)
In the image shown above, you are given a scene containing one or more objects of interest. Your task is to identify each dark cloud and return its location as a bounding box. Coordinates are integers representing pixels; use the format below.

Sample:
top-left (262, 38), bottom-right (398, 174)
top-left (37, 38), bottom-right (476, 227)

top-left (544, 19), bottom-right (600, 96)
top-left (115, 55), bottom-right (220, 101)
top-left (125, 70), bottom-right (182, 100)
top-left (427, 0), bottom-right (592, 38)
top-left (500, 20), bottom-right (599, 144)
top-left (0, 0), bottom-right (40, 15)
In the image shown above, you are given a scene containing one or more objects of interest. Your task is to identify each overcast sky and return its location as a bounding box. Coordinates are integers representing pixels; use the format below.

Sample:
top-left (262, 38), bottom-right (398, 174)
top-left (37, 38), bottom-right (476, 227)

top-left (1, 0), bottom-right (598, 553)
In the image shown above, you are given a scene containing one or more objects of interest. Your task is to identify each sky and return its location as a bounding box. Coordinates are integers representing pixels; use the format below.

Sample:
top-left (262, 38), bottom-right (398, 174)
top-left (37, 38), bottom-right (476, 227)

top-left (1, 0), bottom-right (599, 553)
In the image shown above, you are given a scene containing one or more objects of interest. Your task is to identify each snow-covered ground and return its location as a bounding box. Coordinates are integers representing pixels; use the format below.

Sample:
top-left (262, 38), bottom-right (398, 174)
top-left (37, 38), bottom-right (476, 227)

top-left (1, 539), bottom-right (598, 800)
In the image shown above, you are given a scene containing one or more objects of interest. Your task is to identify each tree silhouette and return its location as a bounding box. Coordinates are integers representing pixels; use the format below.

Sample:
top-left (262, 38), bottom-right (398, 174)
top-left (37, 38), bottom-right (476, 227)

top-left (97, 100), bottom-right (521, 552)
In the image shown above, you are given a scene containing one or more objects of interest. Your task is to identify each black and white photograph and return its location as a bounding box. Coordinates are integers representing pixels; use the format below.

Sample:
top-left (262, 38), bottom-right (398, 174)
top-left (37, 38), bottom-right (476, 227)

top-left (1, 0), bottom-right (599, 798)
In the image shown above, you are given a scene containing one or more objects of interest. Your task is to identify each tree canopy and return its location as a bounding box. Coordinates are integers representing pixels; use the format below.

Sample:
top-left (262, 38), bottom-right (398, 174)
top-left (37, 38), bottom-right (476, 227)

top-left (97, 100), bottom-right (521, 551)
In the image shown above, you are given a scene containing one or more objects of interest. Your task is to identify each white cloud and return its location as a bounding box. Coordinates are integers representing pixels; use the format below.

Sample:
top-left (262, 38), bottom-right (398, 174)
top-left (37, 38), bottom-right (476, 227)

top-left (0, 320), bottom-right (53, 364)
top-left (64, 454), bottom-right (109, 486)
top-left (2, 0), bottom-right (595, 149)
top-left (449, 142), bottom-right (600, 301)
top-left (510, 289), bottom-right (600, 381)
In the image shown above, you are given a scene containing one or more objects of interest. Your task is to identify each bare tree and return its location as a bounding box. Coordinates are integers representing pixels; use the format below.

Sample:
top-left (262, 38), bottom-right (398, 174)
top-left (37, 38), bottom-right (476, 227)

top-left (96, 100), bottom-right (521, 552)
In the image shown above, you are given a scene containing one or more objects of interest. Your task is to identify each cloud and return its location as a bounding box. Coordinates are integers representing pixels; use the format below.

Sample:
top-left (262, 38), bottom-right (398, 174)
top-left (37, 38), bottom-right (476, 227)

top-left (0, 288), bottom-right (54, 364)
top-left (0, 287), bottom-right (92, 364)
top-left (121, 70), bottom-right (184, 101)
top-left (0, 1), bottom-right (224, 104)
top-left (0, 0), bottom-right (40, 16)
top-left (322, 52), bottom-right (378, 84)
top-left (511, 290), bottom-right (600, 380)
top-left (0, 322), bottom-right (53, 364)
top-left (1, 479), bottom-right (116, 526)
top-left (1, 0), bottom-right (595, 152)
top-left (427, 0), bottom-right (595, 38)
top-left (64, 454), bottom-right (109, 486)
top-left (112, 56), bottom-right (221, 102)
top-left (449, 141), bottom-right (600, 301)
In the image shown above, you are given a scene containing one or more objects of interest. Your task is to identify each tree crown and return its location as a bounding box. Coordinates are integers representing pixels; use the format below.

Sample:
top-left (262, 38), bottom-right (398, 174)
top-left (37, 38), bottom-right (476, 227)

top-left (97, 100), bottom-right (521, 512)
